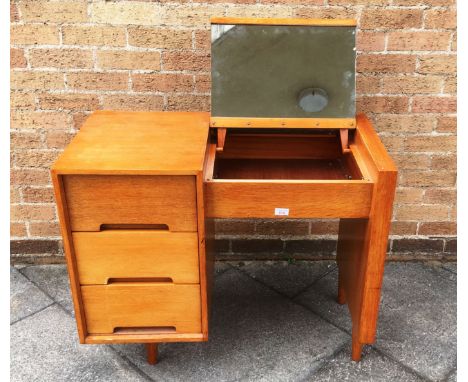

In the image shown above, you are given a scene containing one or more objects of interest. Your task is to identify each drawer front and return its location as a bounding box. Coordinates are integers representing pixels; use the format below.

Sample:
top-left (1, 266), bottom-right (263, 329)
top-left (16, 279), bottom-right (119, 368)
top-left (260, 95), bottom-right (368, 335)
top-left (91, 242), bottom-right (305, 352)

top-left (82, 283), bottom-right (201, 334)
top-left (73, 231), bottom-right (199, 285)
top-left (64, 175), bottom-right (197, 232)
top-left (205, 181), bottom-right (372, 218)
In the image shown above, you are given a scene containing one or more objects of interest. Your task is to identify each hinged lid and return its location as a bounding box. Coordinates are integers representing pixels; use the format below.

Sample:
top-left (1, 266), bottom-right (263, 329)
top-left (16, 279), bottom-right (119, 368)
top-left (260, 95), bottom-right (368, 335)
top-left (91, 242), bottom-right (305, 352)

top-left (210, 17), bottom-right (357, 129)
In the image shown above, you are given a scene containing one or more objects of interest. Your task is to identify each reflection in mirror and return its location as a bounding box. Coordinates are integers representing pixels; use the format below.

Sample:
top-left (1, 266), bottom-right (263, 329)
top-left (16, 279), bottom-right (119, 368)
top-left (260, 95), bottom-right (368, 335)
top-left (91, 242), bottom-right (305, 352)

top-left (211, 24), bottom-right (356, 119)
top-left (298, 88), bottom-right (329, 113)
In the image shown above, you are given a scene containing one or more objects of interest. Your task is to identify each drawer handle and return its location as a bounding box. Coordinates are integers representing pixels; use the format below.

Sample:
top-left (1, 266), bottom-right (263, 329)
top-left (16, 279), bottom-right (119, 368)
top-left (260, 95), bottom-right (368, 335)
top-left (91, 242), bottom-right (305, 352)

top-left (113, 327), bottom-right (176, 334)
top-left (107, 277), bottom-right (173, 284)
top-left (100, 224), bottom-right (169, 231)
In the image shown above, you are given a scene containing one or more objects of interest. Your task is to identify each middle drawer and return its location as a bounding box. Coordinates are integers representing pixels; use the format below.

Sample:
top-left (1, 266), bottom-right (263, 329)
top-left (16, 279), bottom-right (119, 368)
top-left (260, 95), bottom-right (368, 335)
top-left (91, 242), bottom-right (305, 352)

top-left (73, 230), bottom-right (199, 285)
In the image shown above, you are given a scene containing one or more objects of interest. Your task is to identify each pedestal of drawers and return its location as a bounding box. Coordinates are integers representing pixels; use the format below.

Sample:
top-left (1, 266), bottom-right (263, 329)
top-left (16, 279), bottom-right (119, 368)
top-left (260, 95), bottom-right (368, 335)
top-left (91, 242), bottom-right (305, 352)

top-left (52, 173), bottom-right (209, 345)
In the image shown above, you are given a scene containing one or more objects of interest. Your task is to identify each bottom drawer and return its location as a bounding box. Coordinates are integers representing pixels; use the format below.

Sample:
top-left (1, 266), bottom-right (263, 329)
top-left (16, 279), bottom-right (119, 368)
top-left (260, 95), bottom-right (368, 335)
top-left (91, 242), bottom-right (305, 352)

top-left (81, 283), bottom-right (201, 334)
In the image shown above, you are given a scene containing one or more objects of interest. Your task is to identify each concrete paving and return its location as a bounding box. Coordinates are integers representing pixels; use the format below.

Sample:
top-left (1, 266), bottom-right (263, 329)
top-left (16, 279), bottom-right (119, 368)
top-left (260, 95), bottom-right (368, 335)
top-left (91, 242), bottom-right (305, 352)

top-left (10, 261), bottom-right (457, 382)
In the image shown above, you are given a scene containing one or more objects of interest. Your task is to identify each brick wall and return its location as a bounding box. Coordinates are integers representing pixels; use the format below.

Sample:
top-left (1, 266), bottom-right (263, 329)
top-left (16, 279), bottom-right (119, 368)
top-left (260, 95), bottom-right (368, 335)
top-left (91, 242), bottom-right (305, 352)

top-left (10, 0), bottom-right (456, 263)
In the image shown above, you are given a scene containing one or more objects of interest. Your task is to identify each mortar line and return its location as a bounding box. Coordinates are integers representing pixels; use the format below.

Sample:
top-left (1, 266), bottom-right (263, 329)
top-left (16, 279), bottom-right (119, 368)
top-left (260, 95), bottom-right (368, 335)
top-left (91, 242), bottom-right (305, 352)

top-left (10, 301), bottom-right (56, 326)
top-left (290, 264), bottom-right (338, 300)
top-left (107, 346), bottom-right (157, 382)
top-left (18, 266), bottom-right (70, 308)
top-left (231, 263), bottom-right (350, 337)
top-left (372, 346), bottom-right (434, 382)
top-left (231, 260), bottom-right (337, 301)
top-left (441, 264), bottom-right (457, 275)
top-left (298, 342), bottom-right (350, 382)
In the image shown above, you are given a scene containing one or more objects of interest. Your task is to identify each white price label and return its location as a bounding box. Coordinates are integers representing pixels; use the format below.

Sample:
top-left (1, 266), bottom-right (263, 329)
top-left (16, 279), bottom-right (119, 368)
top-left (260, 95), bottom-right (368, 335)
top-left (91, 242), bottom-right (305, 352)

top-left (274, 208), bottom-right (289, 216)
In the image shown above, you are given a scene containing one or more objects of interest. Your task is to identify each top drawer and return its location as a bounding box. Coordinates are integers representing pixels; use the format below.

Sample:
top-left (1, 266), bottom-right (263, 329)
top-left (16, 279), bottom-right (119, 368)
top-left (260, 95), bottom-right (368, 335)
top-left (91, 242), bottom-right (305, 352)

top-left (63, 175), bottom-right (197, 232)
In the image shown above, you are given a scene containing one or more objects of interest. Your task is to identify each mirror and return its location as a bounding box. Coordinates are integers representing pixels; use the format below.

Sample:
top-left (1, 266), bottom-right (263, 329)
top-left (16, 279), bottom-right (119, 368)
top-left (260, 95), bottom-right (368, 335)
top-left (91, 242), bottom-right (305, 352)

top-left (211, 23), bottom-right (356, 119)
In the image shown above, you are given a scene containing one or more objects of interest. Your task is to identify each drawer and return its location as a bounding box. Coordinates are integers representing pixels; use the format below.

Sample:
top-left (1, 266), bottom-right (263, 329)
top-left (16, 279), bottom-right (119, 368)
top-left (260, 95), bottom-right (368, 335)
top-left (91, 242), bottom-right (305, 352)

top-left (204, 137), bottom-right (373, 219)
top-left (63, 175), bottom-right (197, 232)
top-left (82, 283), bottom-right (201, 334)
top-left (73, 230), bottom-right (199, 285)
top-left (205, 181), bottom-right (372, 218)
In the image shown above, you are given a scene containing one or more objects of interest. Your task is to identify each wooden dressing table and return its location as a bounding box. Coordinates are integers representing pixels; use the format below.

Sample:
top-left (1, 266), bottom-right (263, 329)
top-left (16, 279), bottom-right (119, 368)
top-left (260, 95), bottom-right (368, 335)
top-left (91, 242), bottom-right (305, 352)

top-left (52, 18), bottom-right (397, 364)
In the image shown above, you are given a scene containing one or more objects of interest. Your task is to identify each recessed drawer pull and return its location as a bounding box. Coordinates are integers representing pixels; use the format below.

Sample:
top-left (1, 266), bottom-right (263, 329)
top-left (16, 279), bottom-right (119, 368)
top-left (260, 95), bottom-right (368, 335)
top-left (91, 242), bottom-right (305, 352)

top-left (100, 224), bottom-right (169, 231)
top-left (107, 277), bottom-right (173, 284)
top-left (113, 327), bottom-right (176, 334)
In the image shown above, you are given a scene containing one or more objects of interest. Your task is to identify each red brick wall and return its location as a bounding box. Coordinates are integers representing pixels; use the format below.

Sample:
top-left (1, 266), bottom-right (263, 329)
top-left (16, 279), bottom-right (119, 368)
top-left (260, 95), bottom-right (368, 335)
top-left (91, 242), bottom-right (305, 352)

top-left (10, 1), bottom-right (456, 263)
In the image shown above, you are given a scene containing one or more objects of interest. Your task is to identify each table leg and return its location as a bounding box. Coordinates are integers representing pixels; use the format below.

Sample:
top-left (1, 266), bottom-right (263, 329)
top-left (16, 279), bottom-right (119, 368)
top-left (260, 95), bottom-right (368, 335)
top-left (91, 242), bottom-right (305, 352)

top-left (337, 217), bottom-right (384, 362)
top-left (337, 275), bottom-right (346, 305)
top-left (351, 330), bottom-right (363, 361)
top-left (146, 343), bottom-right (158, 365)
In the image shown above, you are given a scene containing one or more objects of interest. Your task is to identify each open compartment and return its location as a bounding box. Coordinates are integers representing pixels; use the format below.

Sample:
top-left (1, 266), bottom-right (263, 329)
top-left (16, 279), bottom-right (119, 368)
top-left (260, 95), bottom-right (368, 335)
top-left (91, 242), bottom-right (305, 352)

top-left (203, 128), bottom-right (373, 219)
top-left (205, 129), bottom-right (365, 181)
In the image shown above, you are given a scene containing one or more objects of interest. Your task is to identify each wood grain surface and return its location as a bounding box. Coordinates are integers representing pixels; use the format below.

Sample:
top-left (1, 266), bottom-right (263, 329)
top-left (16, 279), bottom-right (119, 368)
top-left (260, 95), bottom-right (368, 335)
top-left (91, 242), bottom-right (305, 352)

top-left (64, 175), bottom-right (198, 232)
top-left (52, 111), bottom-right (210, 175)
top-left (82, 283), bottom-right (202, 334)
top-left (210, 117), bottom-right (356, 129)
top-left (210, 17), bottom-right (357, 27)
top-left (336, 114), bottom-right (397, 361)
top-left (73, 230), bottom-right (199, 284)
top-left (205, 180), bottom-right (372, 218)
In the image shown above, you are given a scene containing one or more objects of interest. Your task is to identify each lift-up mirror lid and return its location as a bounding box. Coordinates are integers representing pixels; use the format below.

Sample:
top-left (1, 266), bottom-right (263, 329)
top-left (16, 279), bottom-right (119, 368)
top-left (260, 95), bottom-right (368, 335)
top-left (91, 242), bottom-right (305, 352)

top-left (210, 17), bottom-right (357, 129)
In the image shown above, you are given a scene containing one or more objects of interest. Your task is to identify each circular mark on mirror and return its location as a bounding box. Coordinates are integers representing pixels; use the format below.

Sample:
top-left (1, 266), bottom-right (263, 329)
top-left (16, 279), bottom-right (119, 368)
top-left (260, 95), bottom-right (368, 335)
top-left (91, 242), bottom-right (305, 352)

top-left (298, 88), bottom-right (328, 113)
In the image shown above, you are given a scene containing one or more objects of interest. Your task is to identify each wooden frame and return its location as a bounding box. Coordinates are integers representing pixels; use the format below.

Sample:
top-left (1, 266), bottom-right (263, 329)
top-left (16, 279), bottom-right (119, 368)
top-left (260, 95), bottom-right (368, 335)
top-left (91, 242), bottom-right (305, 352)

top-left (52, 172), bottom-right (88, 342)
top-left (210, 17), bottom-right (357, 27)
top-left (210, 117), bottom-right (356, 130)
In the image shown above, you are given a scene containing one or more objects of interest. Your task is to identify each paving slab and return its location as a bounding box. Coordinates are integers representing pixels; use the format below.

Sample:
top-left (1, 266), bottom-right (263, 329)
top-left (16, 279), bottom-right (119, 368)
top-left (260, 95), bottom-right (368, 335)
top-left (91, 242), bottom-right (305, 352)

top-left (232, 260), bottom-right (336, 297)
top-left (20, 264), bottom-right (74, 315)
top-left (447, 369), bottom-right (457, 381)
top-left (113, 268), bottom-right (349, 382)
top-left (13, 264), bottom-right (28, 269)
top-left (442, 262), bottom-right (457, 274)
top-left (214, 261), bottom-right (232, 276)
top-left (295, 262), bottom-right (457, 380)
top-left (376, 262), bottom-right (457, 381)
top-left (433, 263), bottom-right (457, 282)
top-left (10, 305), bottom-right (149, 382)
top-left (10, 267), bottom-right (53, 324)
top-left (10, 261), bottom-right (456, 381)
top-left (294, 268), bottom-right (352, 333)
top-left (310, 345), bottom-right (425, 382)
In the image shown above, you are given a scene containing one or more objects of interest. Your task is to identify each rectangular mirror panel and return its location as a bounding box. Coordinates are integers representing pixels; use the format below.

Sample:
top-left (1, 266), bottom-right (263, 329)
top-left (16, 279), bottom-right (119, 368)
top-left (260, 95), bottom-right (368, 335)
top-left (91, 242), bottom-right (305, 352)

top-left (211, 24), bottom-right (356, 119)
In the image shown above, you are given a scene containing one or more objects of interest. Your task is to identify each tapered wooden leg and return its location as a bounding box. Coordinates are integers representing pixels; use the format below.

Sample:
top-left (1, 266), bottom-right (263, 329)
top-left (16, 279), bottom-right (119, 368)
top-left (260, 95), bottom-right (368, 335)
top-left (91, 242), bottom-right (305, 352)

top-left (337, 277), bottom-right (346, 305)
top-left (336, 168), bottom-right (396, 362)
top-left (351, 337), bottom-right (363, 362)
top-left (146, 343), bottom-right (158, 365)
top-left (337, 218), bottom-right (372, 363)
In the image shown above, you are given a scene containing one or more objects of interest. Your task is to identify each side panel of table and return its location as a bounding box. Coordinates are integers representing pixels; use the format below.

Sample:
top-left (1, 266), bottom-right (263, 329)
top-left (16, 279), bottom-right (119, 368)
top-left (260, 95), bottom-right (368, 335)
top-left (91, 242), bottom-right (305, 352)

top-left (336, 114), bottom-right (397, 360)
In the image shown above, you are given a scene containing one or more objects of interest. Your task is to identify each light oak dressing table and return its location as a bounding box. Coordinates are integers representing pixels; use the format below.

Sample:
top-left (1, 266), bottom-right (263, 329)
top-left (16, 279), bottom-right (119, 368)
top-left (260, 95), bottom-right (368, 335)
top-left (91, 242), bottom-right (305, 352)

top-left (52, 18), bottom-right (397, 364)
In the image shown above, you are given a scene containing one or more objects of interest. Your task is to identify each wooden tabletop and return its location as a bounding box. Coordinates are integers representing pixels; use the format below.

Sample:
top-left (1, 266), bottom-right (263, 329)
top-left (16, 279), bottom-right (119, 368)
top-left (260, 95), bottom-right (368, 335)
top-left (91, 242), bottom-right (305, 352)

top-left (52, 111), bottom-right (210, 175)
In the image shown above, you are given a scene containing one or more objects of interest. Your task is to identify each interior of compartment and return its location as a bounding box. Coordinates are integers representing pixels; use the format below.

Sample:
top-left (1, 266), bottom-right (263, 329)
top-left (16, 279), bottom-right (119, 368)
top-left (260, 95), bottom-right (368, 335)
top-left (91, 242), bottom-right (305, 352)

top-left (207, 129), bottom-right (363, 181)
